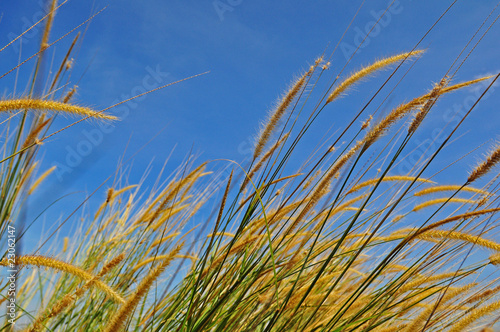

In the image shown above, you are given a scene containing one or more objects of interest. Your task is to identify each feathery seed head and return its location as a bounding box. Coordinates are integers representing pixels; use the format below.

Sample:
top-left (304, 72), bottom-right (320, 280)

top-left (62, 85), bottom-right (78, 103)
top-left (408, 77), bottom-right (448, 133)
top-left (412, 198), bottom-right (478, 212)
top-left (468, 143), bottom-right (500, 183)
top-left (326, 50), bottom-right (424, 104)
top-left (0, 255), bottom-right (125, 303)
top-left (106, 188), bottom-right (114, 204)
top-left (253, 59), bottom-right (318, 159)
top-left (0, 98), bottom-right (116, 120)
top-left (65, 58), bottom-right (74, 70)
top-left (63, 237), bottom-right (68, 252)
top-left (414, 185), bottom-right (488, 197)
top-left (489, 253), bottom-right (500, 266)
top-left (40, 0), bottom-right (57, 53)
top-left (361, 115), bottom-right (373, 130)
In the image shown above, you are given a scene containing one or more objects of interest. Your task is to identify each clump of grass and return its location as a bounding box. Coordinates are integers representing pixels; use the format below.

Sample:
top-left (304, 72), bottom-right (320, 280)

top-left (2, 2), bottom-right (500, 332)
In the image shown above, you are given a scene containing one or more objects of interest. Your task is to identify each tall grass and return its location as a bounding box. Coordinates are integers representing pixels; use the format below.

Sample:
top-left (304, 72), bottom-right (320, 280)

top-left (2, 1), bottom-right (500, 331)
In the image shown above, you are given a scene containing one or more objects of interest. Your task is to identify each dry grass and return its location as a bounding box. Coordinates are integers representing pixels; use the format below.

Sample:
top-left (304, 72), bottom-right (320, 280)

top-left (1, 2), bottom-right (500, 332)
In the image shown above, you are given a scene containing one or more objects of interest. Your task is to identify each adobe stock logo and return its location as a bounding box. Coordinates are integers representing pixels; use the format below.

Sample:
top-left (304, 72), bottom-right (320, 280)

top-left (52, 65), bottom-right (170, 181)
top-left (340, 0), bottom-right (404, 60)
top-left (213, 0), bottom-right (243, 21)
top-left (7, 0), bottom-right (47, 54)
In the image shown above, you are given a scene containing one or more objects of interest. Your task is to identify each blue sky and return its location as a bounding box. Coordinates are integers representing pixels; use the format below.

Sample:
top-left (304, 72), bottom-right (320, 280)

top-left (1, 0), bottom-right (499, 250)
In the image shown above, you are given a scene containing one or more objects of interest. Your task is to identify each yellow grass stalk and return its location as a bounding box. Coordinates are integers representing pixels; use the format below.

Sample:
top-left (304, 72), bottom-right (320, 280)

top-left (17, 162), bottom-right (38, 191)
top-left (63, 237), bottom-right (68, 253)
top-left (106, 188), bottom-right (114, 203)
top-left (326, 50), bottom-right (424, 104)
top-left (437, 76), bottom-right (493, 96)
top-left (408, 77), bottom-right (448, 133)
top-left (0, 255), bottom-right (124, 304)
top-left (253, 58), bottom-right (319, 159)
top-left (96, 184), bottom-right (137, 208)
top-left (391, 214), bottom-right (405, 223)
top-left (65, 58), bottom-right (74, 70)
top-left (396, 272), bottom-right (462, 295)
top-left (363, 98), bottom-right (425, 150)
top-left (207, 232), bottom-right (235, 238)
top-left (104, 243), bottom-right (183, 332)
top-left (187, 199), bottom-right (208, 219)
top-left (149, 232), bottom-right (181, 248)
top-left (145, 163), bottom-right (206, 224)
top-left (40, 0), bottom-right (57, 51)
top-left (21, 118), bottom-right (51, 150)
top-left (133, 254), bottom-right (195, 271)
top-left (413, 230), bottom-right (500, 252)
top-left (361, 114), bottom-right (373, 130)
top-left (50, 32), bottom-right (80, 91)
top-left (0, 0), bottom-right (67, 54)
top-left (468, 143), bottom-right (500, 183)
top-left (347, 175), bottom-right (434, 195)
top-left (414, 185), bottom-right (489, 196)
top-left (302, 170), bottom-right (322, 190)
top-left (479, 328), bottom-right (494, 332)
top-left (267, 174), bottom-right (302, 187)
top-left (449, 300), bottom-right (500, 332)
top-left (137, 195), bottom-right (191, 225)
top-left (111, 185), bottom-right (138, 199)
top-left (412, 208), bottom-right (500, 236)
top-left (394, 287), bottom-right (448, 318)
top-left (377, 324), bottom-right (407, 332)
top-left (151, 204), bottom-right (191, 231)
top-left (384, 263), bottom-right (413, 274)
top-left (93, 188), bottom-right (115, 219)
top-left (28, 166), bottom-right (56, 195)
top-left (10, 276), bottom-right (37, 313)
top-left (464, 284), bottom-right (500, 304)
top-left (489, 253), bottom-right (500, 266)
top-left (28, 254), bottom-right (125, 332)
top-left (97, 211), bottom-right (119, 233)
top-left (403, 284), bottom-right (476, 332)
top-left (0, 98), bottom-right (116, 120)
top-left (412, 198), bottom-right (477, 212)
top-left (62, 85), bottom-right (77, 103)
top-left (242, 133), bottom-right (289, 189)
top-left (363, 76), bottom-right (492, 149)
top-left (116, 193), bottom-right (134, 226)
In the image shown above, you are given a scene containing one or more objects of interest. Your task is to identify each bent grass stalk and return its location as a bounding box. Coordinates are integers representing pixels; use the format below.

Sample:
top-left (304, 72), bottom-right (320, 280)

top-left (27, 253), bottom-right (126, 332)
top-left (347, 175), bottom-right (435, 195)
top-left (412, 198), bottom-right (478, 212)
top-left (0, 98), bottom-right (117, 120)
top-left (253, 61), bottom-right (319, 160)
top-left (326, 50), bottom-right (424, 104)
top-left (0, 255), bottom-right (125, 304)
top-left (414, 185), bottom-right (489, 196)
